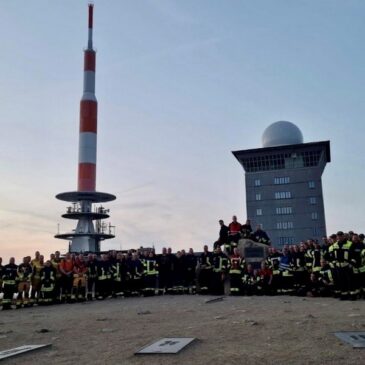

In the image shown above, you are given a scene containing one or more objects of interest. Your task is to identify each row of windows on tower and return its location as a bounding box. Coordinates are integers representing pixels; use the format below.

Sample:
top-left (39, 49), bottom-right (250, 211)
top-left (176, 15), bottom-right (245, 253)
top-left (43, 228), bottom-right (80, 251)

top-left (279, 227), bottom-right (321, 245)
top-left (254, 178), bottom-right (316, 188)
top-left (256, 209), bottom-right (318, 221)
top-left (255, 193), bottom-right (317, 203)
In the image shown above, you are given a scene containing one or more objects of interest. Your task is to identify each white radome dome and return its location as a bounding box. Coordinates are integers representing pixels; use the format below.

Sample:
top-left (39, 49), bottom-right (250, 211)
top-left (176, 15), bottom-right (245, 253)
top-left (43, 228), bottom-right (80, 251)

top-left (262, 121), bottom-right (303, 148)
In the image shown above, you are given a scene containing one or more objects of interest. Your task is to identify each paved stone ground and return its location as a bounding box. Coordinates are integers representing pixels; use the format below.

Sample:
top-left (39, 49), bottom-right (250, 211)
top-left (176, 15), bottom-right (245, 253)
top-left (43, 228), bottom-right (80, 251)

top-left (0, 295), bottom-right (364, 364)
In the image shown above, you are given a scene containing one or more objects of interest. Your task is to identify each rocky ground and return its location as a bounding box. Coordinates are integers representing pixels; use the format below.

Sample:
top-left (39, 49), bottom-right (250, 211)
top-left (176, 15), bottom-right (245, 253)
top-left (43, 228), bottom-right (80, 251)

top-left (0, 295), bottom-right (364, 364)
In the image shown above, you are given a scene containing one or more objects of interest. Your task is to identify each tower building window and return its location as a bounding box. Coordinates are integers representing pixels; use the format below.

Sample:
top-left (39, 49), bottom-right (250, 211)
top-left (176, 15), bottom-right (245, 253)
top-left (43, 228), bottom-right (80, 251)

top-left (309, 197), bottom-right (317, 205)
top-left (255, 193), bottom-right (261, 201)
top-left (276, 207), bottom-right (293, 215)
top-left (254, 179), bottom-right (261, 187)
top-left (277, 222), bottom-right (293, 229)
top-left (275, 192), bottom-right (291, 199)
top-left (274, 177), bottom-right (290, 185)
top-left (311, 212), bottom-right (318, 220)
top-left (309, 181), bottom-right (315, 189)
top-left (256, 209), bottom-right (262, 216)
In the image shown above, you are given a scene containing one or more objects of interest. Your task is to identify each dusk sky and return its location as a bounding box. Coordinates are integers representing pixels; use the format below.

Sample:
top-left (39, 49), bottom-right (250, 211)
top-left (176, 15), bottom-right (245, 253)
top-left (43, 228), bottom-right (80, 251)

top-left (1, 0), bottom-right (365, 262)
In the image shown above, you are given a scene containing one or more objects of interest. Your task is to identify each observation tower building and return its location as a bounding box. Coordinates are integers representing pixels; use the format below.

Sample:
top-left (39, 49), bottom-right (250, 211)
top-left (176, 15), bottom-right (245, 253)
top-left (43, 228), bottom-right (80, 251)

top-left (233, 121), bottom-right (330, 247)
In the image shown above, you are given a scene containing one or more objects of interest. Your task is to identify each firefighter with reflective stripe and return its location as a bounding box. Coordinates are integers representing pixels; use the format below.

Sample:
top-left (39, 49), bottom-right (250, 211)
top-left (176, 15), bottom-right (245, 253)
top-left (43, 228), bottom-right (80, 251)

top-left (142, 252), bottom-right (159, 296)
top-left (16, 256), bottom-right (33, 308)
top-left (72, 254), bottom-right (88, 302)
top-left (40, 260), bottom-right (56, 305)
top-left (228, 248), bottom-right (244, 295)
top-left (304, 246), bottom-right (314, 273)
top-left (257, 261), bottom-right (273, 295)
top-left (2, 257), bottom-right (18, 310)
top-left (96, 254), bottom-right (112, 299)
top-left (129, 252), bottom-right (144, 296)
top-left (50, 251), bottom-right (62, 303)
top-left (198, 245), bottom-right (213, 294)
top-left (317, 259), bottom-right (334, 297)
top-left (292, 244), bottom-right (308, 291)
top-left (279, 248), bottom-right (295, 294)
top-left (86, 253), bottom-right (98, 300)
top-left (349, 233), bottom-right (364, 298)
top-left (328, 231), bottom-right (353, 300)
top-left (252, 225), bottom-right (271, 245)
top-left (30, 253), bottom-right (44, 305)
top-left (266, 247), bottom-right (282, 294)
top-left (242, 264), bottom-right (257, 295)
top-left (111, 253), bottom-right (126, 297)
top-left (311, 244), bottom-right (322, 274)
top-left (211, 247), bottom-right (228, 295)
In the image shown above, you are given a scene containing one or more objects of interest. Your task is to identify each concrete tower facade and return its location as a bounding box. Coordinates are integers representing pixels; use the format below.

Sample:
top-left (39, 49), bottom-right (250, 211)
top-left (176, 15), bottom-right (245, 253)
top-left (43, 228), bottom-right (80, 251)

top-left (55, 4), bottom-right (116, 253)
top-left (233, 121), bottom-right (330, 247)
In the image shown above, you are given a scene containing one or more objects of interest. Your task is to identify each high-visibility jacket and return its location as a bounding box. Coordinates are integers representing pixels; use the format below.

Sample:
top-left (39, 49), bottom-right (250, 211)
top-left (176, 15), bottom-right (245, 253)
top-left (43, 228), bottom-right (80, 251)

top-left (212, 253), bottom-right (228, 273)
top-left (318, 265), bottom-right (334, 285)
top-left (329, 240), bottom-right (352, 267)
top-left (97, 261), bottom-right (112, 280)
top-left (17, 263), bottom-right (33, 282)
top-left (228, 256), bottom-right (244, 275)
top-left (199, 252), bottom-right (213, 269)
top-left (40, 267), bottom-right (56, 291)
top-left (3, 264), bottom-right (18, 285)
top-left (31, 259), bottom-right (43, 280)
top-left (312, 248), bottom-right (322, 272)
top-left (144, 258), bottom-right (159, 276)
top-left (359, 248), bottom-right (365, 273)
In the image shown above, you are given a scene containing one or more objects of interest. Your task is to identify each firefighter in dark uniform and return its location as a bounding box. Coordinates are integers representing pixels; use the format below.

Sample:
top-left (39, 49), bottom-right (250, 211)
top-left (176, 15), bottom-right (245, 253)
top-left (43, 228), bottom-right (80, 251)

top-left (228, 248), bottom-right (244, 295)
top-left (111, 253), bottom-right (126, 297)
top-left (130, 253), bottom-right (144, 296)
top-left (198, 245), bottom-right (213, 294)
top-left (328, 231), bottom-right (353, 300)
top-left (96, 254), bottom-right (112, 299)
top-left (240, 219), bottom-right (253, 239)
top-left (317, 258), bottom-right (334, 297)
top-left (173, 251), bottom-right (187, 294)
top-left (40, 260), bottom-right (57, 305)
top-left (292, 244), bottom-right (308, 292)
top-left (158, 248), bottom-right (173, 294)
top-left (16, 256), bottom-right (33, 308)
top-left (51, 251), bottom-right (62, 303)
top-left (86, 253), bottom-right (98, 300)
top-left (252, 225), bottom-right (271, 245)
top-left (349, 233), bottom-right (364, 299)
top-left (311, 243), bottom-right (322, 276)
top-left (185, 248), bottom-right (197, 294)
top-left (242, 264), bottom-right (257, 295)
top-left (2, 257), bottom-right (18, 310)
top-left (143, 251), bottom-right (159, 296)
top-left (211, 247), bottom-right (228, 295)
top-left (214, 220), bottom-right (229, 250)
top-left (279, 248), bottom-right (295, 294)
top-left (266, 247), bottom-right (282, 294)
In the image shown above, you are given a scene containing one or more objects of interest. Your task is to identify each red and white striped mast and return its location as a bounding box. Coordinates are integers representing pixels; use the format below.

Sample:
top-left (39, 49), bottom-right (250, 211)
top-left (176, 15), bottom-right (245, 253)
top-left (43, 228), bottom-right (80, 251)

top-left (79, 3), bottom-right (97, 192)
top-left (55, 4), bottom-right (116, 253)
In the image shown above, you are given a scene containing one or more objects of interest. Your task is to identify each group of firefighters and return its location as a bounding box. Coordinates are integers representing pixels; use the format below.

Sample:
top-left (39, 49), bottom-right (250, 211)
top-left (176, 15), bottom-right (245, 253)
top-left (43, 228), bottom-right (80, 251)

top-left (1, 225), bottom-right (365, 309)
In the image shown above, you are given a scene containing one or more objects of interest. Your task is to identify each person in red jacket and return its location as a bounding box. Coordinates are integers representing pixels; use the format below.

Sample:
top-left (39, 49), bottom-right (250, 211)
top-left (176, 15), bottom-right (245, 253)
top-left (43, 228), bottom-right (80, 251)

top-left (228, 216), bottom-right (242, 253)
